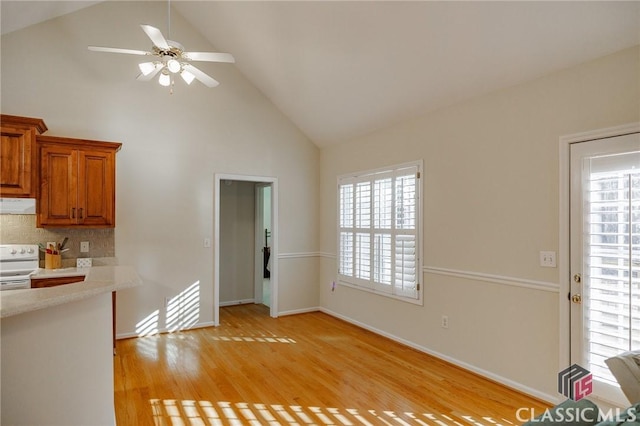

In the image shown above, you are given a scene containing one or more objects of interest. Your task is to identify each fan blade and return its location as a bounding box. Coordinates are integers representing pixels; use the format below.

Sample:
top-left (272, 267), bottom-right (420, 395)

top-left (137, 63), bottom-right (164, 81)
top-left (182, 64), bottom-right (219, 88)
top-left (183, 52), bottom-right (235, 63)
top-left (141, 24), bottom-right (170, 49)
top-left (88, 46), bottom-right (150, 56)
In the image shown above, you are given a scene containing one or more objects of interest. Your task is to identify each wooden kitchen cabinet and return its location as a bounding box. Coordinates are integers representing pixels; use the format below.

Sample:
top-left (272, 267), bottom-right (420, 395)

top-left (31, 275), bottom-right (86, 288)
top-left (0, 114), bottom-right (48, 197)
top-left (37, 136), bottom-right (121, 228)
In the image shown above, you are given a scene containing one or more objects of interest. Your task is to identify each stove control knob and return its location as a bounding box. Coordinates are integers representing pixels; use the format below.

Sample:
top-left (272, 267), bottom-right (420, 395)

top-left (10, 249), bottom-right (17, 254)
top-left (27, 247), bottom-right (35, 254)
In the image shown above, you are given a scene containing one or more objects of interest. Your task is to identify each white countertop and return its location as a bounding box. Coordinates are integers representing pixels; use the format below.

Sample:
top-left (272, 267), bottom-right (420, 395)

top-left (31, 266), bottom-right (91, 279)
top-left (0, 265), bottom-right (142, 318)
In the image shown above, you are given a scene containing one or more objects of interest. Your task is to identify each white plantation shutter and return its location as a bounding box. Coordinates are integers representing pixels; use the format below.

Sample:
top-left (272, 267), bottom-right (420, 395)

top-left (395, 235), bottom-right (416, 296)
top-left (584, 153), bottom-right (640, 386)
top-left (338, 162), bottom-right (421, 302)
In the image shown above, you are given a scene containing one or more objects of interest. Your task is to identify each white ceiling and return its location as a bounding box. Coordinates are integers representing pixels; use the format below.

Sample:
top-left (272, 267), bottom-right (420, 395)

top-left (2, 1), bottom-right (639, 147)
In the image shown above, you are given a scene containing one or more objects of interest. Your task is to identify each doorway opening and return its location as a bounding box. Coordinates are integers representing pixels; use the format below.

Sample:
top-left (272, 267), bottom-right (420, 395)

top-left (214, 174), bottom-right (278, 326)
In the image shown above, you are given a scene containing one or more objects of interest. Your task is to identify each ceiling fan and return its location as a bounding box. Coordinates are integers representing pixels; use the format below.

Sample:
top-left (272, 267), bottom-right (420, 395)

top-left (88, 23), bottom-right (234, 90)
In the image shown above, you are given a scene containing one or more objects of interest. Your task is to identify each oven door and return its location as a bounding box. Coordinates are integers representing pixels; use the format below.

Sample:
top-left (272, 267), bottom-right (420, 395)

top-left (0, 278), bottom-right (31, 290)
top-left (0, 270), bottom-right (35, 290)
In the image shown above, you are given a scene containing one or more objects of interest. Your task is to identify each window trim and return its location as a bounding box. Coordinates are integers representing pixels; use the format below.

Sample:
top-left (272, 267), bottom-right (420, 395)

top-left (336, 160), bottom-right (423, 305)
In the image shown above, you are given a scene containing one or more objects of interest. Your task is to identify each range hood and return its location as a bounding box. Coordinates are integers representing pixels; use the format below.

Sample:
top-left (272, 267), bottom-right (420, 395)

top-left (0, 198), bottom-right (36, 214)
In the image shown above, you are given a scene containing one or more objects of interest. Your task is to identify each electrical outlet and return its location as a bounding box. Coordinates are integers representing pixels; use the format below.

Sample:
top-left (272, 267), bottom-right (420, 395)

top-left (80, 241), bottom-right (90, 253)
top-left (539, 251), bottom-right (556, 268)
top-left (441, 315), bottom-right (449, 329)
top-left (204, 238), bottom-right (211, 248)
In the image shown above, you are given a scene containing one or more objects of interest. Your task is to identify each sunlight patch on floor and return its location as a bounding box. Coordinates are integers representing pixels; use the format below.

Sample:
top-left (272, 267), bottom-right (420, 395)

top-left (209, 335), bottom-right (296, 344)
top-left (149, 399), bottom-right (517, 426)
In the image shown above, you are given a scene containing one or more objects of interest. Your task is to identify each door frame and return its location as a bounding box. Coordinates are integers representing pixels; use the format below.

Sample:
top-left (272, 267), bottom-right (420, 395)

top-left (214, 173), bottom-right (279, 326)
top-left (254, 183), bottom-right (271, 305)
top-left (558, 122), bottom-right (640, 372)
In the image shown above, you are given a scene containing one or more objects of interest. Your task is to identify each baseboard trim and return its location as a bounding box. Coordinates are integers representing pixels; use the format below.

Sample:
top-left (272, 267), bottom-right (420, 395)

top-left (220, 299), bottom-right (255, 307)
top-left (116, 320), bottom-right (215, 340)
top-left (319, 307), bottom-right (561, 405)
top-left (278, 306), bottom-right (320, 317)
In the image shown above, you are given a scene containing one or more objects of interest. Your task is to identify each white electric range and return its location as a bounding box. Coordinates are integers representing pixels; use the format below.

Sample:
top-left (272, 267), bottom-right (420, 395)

top-left (0, 244), bottom-right (39, 290)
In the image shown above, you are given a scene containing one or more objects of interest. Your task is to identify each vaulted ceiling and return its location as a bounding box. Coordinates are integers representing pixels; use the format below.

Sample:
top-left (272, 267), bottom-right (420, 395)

top-left (2, 1), bottom-right (639, 147)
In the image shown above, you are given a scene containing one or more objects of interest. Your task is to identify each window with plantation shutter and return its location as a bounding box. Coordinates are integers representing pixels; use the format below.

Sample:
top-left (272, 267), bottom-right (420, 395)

top-left (338, 162), bottom-right (422, 303)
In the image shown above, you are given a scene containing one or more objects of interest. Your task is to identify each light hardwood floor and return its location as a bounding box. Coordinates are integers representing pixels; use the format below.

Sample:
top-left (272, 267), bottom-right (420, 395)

top-left (114, 304), bottom-right (550, 425)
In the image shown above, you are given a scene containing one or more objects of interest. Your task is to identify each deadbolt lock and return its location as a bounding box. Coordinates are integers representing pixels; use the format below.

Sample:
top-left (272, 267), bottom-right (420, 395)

top-left (571, 294), bottom-right (582, 304)
top-left (574, 273), bottom-right (582, 284)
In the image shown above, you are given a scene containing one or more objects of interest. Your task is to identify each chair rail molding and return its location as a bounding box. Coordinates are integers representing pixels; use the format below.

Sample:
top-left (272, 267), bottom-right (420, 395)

top-left (423, 266), bottom-right (559, 293)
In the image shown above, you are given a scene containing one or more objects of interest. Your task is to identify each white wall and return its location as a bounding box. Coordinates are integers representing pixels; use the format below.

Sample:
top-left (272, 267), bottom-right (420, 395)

top-left (220, 180), bottom-right (255, 304)
top-left (319, 46), bottom-right (640, 401)
top-left (0, 1), bottom-right (320, 335)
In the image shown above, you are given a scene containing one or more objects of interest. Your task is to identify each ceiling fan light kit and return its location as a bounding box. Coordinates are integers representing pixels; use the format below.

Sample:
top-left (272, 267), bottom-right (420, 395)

top-left (138, 61), bottom-right (158, 76)
top-left (88, 22), bottom-right (234, 93)
top-left (158, 70), bottom-right (171, 87)
top-left (166, 58), bottom-right (181, 73)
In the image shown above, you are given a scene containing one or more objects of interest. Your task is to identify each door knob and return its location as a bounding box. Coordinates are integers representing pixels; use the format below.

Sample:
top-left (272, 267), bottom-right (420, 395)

top-left (571, 294), bottom-right (582, 304)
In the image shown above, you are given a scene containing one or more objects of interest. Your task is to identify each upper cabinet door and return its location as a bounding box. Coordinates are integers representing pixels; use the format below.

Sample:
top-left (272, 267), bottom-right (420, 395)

top-left (39, 145), bottom-right (78, 226)
top-left (37, 136), bottom-right (121, 228)
top-left (0, 115), bottom-right (47, 198)
top-left (78, 149), bottom-right (116, 227)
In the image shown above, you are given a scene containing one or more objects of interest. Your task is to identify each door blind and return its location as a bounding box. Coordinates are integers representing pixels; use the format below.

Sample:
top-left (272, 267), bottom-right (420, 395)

top-left (585, 157), bottom-right (639, 385)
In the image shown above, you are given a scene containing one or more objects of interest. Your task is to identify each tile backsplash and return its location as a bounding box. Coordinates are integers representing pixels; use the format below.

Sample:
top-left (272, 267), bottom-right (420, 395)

top-left (0, 215), bottom-right (115, 267)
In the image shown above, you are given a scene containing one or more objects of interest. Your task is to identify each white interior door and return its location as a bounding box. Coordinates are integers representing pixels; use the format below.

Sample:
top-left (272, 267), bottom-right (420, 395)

top-left (570, 132), bottom-right (640, 405)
